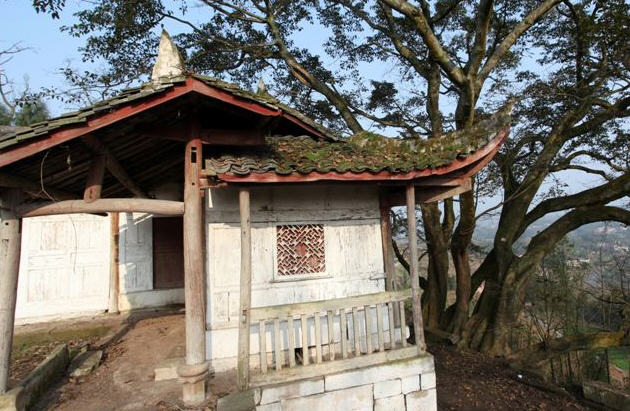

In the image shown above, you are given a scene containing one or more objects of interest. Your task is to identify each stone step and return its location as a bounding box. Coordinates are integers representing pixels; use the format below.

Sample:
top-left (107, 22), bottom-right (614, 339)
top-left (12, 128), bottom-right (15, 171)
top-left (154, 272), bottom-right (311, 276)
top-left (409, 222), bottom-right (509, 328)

top-left (68, 350), bottom-right (103, 378)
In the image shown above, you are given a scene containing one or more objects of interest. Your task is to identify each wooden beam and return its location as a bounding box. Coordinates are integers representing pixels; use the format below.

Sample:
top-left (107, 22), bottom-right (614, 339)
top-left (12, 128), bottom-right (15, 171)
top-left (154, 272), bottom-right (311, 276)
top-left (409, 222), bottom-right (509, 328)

top-left (406, 183), bottom-right (426, 351)
top-left (108, 212), bottom-right (120, 314)
top-left (0, 172), bottom-right (77, 201)
top-left (0, 189), bottom-right (22, 393)
top-left (250, 290), bottom-right (411, 322)
top-left (83, 154), bottom-right (106, 202)
top-left (237, 187), bottom-right (252, 391)
top-left (379, 178), bottom-right (472, 207)
top-left (81, 134), bottom-right (148, 198)
top-left (179, 123), bottom-right (208, 405)
top-left (17, 198), bottom-right (184, 218)
top-left (417, 180), bottom-right (472, 204)
top-left (140, 125), bottom-right (266, 146)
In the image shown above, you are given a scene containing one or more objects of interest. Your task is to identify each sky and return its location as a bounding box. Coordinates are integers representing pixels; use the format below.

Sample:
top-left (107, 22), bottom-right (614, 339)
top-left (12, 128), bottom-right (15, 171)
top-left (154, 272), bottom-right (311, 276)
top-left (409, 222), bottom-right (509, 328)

top-left (0, 0), bottom-right (614, 214)
top-left (0, 1), bottom-right (86, 115)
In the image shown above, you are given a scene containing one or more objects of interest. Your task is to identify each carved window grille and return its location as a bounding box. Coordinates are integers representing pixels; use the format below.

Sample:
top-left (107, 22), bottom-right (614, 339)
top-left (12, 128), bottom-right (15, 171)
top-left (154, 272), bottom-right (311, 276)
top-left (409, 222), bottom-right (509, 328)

top-left (276, 224), bottom-right (325, 276)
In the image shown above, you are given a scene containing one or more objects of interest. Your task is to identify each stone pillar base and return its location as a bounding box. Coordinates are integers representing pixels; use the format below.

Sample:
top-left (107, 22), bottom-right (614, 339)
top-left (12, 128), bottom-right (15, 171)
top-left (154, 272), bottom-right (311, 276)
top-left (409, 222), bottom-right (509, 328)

top-left (178, 362), bottom-right (209, 405)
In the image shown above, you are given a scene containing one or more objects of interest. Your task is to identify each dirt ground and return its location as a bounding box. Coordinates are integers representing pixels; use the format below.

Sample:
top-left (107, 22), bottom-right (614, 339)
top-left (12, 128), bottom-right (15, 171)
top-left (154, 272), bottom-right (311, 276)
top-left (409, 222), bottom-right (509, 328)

top-left (33, 312), bottom-right (237, 411)
top-left (28, 313), bottom-right (597, 410)
top-left (432, 343), bottom-right (595, 410)
top-left (10, 315), bottom-right (118, 387)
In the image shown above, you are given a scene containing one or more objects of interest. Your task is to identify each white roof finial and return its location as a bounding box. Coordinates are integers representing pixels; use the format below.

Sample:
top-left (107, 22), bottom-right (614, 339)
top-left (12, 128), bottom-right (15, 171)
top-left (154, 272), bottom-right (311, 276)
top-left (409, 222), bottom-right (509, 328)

top-left (151, 30), bottom-right (185, 82)
top-left (257, 77), bottom-right (267, 94)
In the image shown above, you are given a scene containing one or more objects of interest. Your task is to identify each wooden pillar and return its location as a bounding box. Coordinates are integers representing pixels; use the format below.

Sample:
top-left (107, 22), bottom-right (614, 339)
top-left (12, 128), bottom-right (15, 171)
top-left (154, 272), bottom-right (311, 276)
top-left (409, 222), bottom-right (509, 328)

top-left (0, 189), bottom-right (22, 393)
top-left (237, 187), bottom-right (252, 391)
top-left (406, 183), bottom-right (426, 351)
top-left (379, 194), bottom-right (396, 291)
top-left (178, 124), bottom-right (209, 405)
top-left (108, 212), bottom-right (120, 314)
top-left (83, 153), bottom-right (106, 202)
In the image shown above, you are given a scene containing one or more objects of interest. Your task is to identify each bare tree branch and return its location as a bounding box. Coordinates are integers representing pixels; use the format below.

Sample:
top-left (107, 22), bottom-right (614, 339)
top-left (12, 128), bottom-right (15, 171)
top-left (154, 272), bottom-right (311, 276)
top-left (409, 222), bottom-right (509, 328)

top-left (477, 0), bottom-right (562, 88)
top-left (378, 0), bottom-right (466, 86)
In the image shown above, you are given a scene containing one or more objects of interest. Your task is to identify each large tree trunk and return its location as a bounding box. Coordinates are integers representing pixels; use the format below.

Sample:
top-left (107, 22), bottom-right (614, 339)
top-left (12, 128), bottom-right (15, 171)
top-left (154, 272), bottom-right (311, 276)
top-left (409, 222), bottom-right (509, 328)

top-left (448, 188), bottom-right (475, 335)
top-left (421, 203), bottom-right (450, 328)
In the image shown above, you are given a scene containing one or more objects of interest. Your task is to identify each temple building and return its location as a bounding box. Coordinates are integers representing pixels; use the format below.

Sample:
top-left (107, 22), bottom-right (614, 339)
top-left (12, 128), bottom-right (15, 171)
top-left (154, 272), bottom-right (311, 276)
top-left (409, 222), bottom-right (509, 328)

top-left (0, 31), bottom-right (509, 409)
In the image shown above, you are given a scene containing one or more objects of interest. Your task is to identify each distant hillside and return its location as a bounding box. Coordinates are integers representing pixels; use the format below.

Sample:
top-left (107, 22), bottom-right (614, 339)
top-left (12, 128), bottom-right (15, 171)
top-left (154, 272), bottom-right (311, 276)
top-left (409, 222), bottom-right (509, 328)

top-left (473, 215), bottom-right (630, 257)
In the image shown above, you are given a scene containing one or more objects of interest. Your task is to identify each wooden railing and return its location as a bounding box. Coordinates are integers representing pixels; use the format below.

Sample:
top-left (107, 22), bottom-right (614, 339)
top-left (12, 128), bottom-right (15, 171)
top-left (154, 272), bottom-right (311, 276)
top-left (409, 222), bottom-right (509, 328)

top-left (244, 289), bottom-right (419, 387)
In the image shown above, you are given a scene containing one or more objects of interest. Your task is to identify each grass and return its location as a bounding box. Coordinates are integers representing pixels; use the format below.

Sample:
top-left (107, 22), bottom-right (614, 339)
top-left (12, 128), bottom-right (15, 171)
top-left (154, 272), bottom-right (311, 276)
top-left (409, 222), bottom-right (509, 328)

top-left (12, 325), bottom-right (112, 361)
top-left (608, 347), bottom-right (629, 371)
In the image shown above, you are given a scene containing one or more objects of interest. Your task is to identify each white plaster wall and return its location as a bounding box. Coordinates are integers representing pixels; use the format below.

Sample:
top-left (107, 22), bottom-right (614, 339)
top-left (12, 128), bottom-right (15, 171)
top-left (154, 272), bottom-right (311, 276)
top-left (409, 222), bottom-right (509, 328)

top-left (15, 214), bottom-right (111, 323)
top-left (12, 212), bottom-right (184, 323)
top-left (117, 212), bottom-right (184, 310)
top-left (205, 184), bottom-right (386, 367)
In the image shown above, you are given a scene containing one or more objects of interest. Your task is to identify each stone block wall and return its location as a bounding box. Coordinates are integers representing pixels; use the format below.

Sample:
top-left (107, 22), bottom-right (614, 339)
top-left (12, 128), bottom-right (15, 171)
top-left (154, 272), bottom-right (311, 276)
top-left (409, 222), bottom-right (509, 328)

top-left (218, 353), bottom-right (437, 411)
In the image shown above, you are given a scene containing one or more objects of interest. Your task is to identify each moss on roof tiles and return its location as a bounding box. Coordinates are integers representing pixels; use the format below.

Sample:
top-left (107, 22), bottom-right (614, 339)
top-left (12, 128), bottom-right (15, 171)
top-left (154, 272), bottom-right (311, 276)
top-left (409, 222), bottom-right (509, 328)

top-left (206, 104), bottom-right (511, 177)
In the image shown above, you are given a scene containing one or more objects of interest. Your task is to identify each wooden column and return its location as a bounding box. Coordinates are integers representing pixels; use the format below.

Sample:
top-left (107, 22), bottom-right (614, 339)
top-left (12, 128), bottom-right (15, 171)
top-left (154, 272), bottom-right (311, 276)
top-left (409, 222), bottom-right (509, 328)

top-left (237, 187), bottom-right (252, 391)
top-left (178, 124), bottom-right (209, 405)
top-left (406, 183), bottom-right (426, 351)
top-left (0, 189), bottom-right (22, 393)
top-left (83, 153), bottom-right (106, 202)
top-left (379, 194), bottom-right (396, 291)
top-left (108, 212), bottom-right (120, 314)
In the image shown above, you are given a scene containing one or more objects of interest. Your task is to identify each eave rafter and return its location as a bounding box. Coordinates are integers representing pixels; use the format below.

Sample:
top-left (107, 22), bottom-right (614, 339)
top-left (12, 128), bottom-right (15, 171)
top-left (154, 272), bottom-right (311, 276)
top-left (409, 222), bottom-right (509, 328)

top-left (0, 172), bottom-right (78, 201)
top-left (140, 125), bottom-right (266, 146)
top-left (81, 134), bottom-right (148, 198)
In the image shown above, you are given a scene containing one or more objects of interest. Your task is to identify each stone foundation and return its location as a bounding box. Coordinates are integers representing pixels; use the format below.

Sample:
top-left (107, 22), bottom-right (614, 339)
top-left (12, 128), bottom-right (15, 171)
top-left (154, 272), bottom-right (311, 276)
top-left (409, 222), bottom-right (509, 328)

top-left (582, 380), bottom-right (630, 411)
top-left (217, 353), bottom-right (436, 411)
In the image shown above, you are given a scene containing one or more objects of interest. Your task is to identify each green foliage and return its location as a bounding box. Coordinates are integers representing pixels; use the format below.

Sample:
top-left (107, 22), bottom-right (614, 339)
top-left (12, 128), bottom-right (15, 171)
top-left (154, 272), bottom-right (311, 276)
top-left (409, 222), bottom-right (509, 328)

top-left (14, 99), bottom-right (50, 126)
top-left (524, 240), bottom-right (588, 341)
top-left (0, 104), bottom-right (11, 125)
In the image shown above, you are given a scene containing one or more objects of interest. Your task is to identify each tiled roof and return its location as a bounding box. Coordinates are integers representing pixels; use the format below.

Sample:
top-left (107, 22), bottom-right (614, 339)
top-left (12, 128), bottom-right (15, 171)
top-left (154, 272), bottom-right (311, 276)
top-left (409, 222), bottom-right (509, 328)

top-left (0, 74), bottom-right (336, 151)
top-left (206, 104), bottom-right (511, 177)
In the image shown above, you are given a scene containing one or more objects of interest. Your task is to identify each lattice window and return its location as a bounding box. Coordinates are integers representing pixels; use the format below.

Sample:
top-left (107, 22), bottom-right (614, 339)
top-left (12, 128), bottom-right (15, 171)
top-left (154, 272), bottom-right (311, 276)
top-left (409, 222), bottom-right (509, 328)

top-left (276, 224), bottom-right (325, 276)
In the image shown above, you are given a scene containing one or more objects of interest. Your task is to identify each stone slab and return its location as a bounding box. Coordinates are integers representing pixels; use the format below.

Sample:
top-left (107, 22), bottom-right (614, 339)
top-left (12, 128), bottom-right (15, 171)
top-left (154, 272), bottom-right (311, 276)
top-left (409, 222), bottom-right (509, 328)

top-left (375, 393), bottom-right (405, 411)
top-left (374, 379), bottom-right (402, 399)
top-left (69, 350), bottom-right (103, 378)
top-left (583, 380), bottom-right (630, 411)
top-left (401, 375), bottom-right (420, 394)
top-left (154, 357), bottom-right (184, 381)
top-left (420, 372), bottom-right (436, 390)
top-left (405, 389), bottom-right (437, 411)
top-left (325, 354), bottom-right (434, 391)
top-left (256, 402), bottom-right (282, 411)
top-left (281, 384), bottom-right (373, 411)
top-left (0, 344), bottom-right (69, 411)
top-left (0, 387), bottom-right (24, 411)
top-left (260, 377), bottom-right (324, 405)
top-left (217, 388), bottom-right (261, 411)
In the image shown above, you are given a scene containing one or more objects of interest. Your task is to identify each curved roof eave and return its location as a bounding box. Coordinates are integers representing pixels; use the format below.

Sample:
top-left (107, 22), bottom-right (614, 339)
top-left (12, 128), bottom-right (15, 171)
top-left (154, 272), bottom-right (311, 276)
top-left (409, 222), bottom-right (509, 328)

top-left (210, 125), bottom-right (509, 185)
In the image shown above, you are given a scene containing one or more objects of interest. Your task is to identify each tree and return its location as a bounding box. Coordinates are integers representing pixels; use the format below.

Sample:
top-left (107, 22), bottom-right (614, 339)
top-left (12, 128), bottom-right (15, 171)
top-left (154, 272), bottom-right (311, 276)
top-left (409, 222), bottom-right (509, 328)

top-left (0, 43), bottom-right (48, 126)
top-left (32, 0), bottom-right (630, 356)
top-left (13, 99), bottom-right (49, 126)
top-left (0, 104), bottom-right (10, 125)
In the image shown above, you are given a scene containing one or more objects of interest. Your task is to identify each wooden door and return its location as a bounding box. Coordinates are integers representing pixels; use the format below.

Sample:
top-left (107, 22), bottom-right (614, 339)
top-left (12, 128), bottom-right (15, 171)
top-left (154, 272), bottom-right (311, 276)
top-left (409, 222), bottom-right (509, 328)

top-left (16, 214), bottom-right (110, 320)
top-left (153, 217), bottom-right (185, 289)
